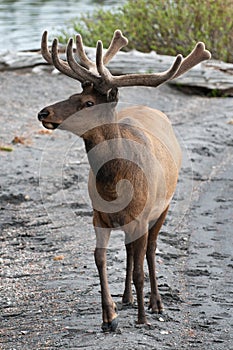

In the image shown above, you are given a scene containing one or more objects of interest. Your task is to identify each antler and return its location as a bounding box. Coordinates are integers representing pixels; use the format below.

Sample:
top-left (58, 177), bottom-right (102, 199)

top-left (93, 40), bottom-right (211, 91)
top-left (41, 30), bottom-right (211, 94)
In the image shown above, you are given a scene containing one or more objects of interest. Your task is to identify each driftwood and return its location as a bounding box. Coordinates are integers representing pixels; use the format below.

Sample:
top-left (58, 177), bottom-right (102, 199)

top-left (1, 47), bottom-right (233, 95)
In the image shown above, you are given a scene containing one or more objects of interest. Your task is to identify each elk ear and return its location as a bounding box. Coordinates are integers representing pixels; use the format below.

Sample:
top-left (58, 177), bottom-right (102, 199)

top-left (107, 87), bottom-right (119, 103)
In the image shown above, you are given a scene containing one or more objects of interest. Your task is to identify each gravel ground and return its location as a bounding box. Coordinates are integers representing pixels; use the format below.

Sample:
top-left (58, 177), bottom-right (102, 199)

top-left (0, 70), bottom-right (233, 350)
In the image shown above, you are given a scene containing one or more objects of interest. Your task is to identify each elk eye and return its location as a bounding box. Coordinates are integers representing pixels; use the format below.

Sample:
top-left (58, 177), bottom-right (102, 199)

top-left (85, 101), bottom-right (94, 108)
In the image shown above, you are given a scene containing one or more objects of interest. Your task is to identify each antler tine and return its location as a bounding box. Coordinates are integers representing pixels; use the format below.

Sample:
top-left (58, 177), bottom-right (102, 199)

top-left (96, 40), bottom-right (104, 74)
top-left (41, 31), bottom-right (76, 78)
top-left (75, 34), bottom-right (96, 71)
top-left (103, 29), bottom-right (128, 65)
top-left (51, 38), bottom-right (82, 80)
top-left (95, 40), bottom-right (114, 93)
top-left (96, 41), bottom-right (111, 79)
top-left (172, 42), bottom-right (211, 79)
top-left (41, 31), bottom-right (53, 64)
top-left (66, 38), bottom-right (100, 84)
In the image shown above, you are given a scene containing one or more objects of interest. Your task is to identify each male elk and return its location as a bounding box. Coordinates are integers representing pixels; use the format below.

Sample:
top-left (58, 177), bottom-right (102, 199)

top-left (38, 30), bottom-right (211, 331)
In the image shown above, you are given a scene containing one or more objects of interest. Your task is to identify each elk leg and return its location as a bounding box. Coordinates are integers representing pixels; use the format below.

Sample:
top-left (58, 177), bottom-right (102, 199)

top-left (122, 242), bottom-right (134, 305)
top-left (132, 233), bottom-right (148, 324)
top-left (94, 226), bottom-right (118, 332)
top-left (147, 206), bottom-right (169, 313)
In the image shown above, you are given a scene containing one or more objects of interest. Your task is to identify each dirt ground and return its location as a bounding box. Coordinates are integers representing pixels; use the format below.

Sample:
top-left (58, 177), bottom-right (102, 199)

top-left (0, 70), bottom-right (232, 350)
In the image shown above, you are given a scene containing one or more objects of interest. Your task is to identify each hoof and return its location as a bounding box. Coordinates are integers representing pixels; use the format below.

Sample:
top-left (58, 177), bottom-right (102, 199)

top-left (101, 317), bottom-right (118, 332)
top-left (148, 301), bottom-right (164, 314)
top-left (122, 301), bottom-right (134, 309)
top-left (122, 295), bottom-right (134, 305)
top-left (135, 322), bottom-right (152, 329)
top-left (150, 308), bottom-right (164, 314)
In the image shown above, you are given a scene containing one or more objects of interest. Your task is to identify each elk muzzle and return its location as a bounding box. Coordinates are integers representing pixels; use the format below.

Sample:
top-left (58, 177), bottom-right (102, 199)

top-left (38, 107), bottom-right (62, 130)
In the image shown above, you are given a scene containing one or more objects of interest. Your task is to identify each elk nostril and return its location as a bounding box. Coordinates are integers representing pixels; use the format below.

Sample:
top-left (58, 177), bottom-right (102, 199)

top-left (38, 110), bottom-right (50, 121)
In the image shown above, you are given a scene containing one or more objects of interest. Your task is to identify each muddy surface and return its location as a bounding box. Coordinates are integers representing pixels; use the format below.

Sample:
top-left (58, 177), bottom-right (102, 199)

top-left (0, 70), bottom-right (233, 350)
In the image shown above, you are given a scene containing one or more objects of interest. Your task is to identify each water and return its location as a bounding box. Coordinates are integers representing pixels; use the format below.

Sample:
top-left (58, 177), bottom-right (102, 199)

top-left (0, 0), bottom-right (124, 53)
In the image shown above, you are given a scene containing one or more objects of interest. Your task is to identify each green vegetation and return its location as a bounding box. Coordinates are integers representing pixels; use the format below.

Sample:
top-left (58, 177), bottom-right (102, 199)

top-left (57, 0), bottom-right (233, 63)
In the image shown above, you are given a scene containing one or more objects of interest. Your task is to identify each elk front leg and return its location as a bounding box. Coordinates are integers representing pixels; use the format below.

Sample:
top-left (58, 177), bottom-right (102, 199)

top-left (132, 233), bottom-right (148, 324)
top-left (147, 206), bottom-right (169, 313)
top-left (94, 226), bottom-right (118, 332)
top-left (122, 242), bottom-right (134, 305)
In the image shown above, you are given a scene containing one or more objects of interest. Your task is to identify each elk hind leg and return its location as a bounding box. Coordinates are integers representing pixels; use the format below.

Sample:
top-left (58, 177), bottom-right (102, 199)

top-left (122, 242), bottom-right (134, 306)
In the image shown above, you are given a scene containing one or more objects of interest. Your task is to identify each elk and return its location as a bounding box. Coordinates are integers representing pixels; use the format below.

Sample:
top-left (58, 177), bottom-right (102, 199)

top-left (38, 30), bottom-right (211, 332)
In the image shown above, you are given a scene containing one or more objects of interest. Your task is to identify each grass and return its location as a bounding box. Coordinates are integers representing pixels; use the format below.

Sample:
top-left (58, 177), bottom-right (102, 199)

top-left (56, 0), bottom-right (233, 63)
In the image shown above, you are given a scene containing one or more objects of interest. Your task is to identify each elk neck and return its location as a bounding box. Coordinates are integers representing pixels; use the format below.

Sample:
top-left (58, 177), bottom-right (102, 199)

top-left (84, 118), bottom-right (128, 201)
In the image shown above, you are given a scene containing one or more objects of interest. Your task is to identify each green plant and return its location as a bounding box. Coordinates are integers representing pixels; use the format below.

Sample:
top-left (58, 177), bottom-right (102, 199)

top-left (56, 0), bottom-right (233, 63)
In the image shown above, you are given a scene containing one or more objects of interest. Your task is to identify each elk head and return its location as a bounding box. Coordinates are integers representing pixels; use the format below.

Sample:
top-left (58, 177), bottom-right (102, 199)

top-left (38, 30), bottom-right (211, 130)
top-left (38, 81), bottom-right (117, 130)
top-left (38, 30), bottom-right (128, 129)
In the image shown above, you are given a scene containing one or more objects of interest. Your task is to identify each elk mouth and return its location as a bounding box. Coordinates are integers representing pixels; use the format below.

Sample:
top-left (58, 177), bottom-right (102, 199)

top-left (42, 121), bottom-right (61, 130)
